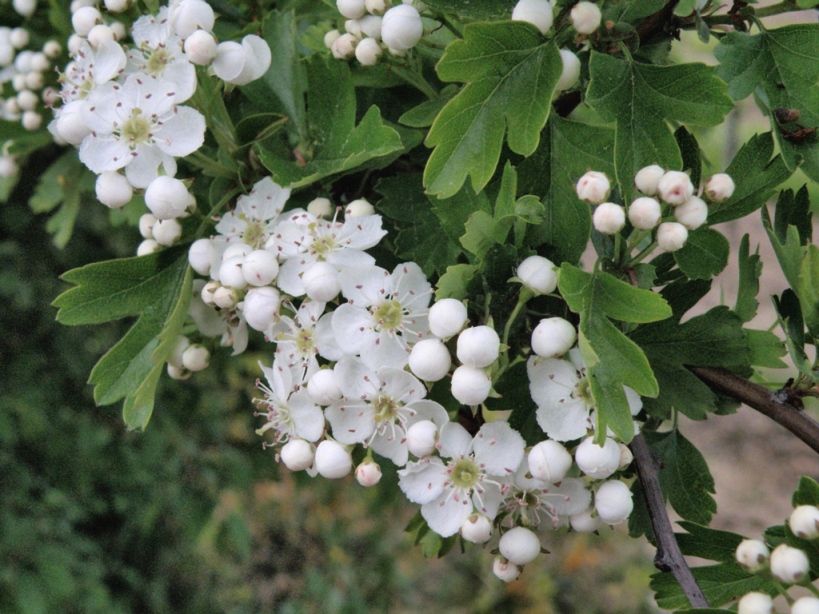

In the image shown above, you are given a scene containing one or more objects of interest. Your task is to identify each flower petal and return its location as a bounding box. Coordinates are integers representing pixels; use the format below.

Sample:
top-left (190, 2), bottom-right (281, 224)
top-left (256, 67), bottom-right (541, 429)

top-left (473, 422), bottom-right (524, 477)
top-left (398, 457), bottom-right (447, 504)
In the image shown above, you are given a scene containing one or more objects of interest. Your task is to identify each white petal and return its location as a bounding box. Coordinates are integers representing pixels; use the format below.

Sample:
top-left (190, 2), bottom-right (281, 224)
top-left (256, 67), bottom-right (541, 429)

top-left (154, 105), bottom-right (205, 157)
top-left (398, 457), bottom-right (447, 504)
top-left (289, 390), bottom-right (325, 442)
top-left (359, 330), bottom-right (410, 371)
top-left (370, 428), bottom-right (409, 466)
top-left (536, 397), bottom-right (590, 442)
top-left (325, 399), bottom-right (375, 444)
top-left (473, 422), bottom-right (525, 476)
top-left (625, 386), bottom-right (643, 416)
top-left (275, 258), bottom-right (307, 297)
top-left (549, 477), bottom-right (592, 517)
top-left (439, 422), bottom-right (472, 459)
top-left (79, 134), bottom-right (130, 173)
top-left (315, 313), bottom-right (345, 361)
top-left (331, 303), bottom-right (373, 355)
top-left (339, 265), bottom-right (391, 305)
top-left (528, 356), bottom-right (580, 408)
top-left (124, 145), bottom-right (170, 188)
top-left (405, 400), bottom-right (449, 428)
top-left (333, 357), bottom-right (379, 400)
top-left (422, 491), bottom-right (473, 537)
top-left (380, 368), bottom-right (425, 405)
top-left (473, 481), bottom-right (504, 519)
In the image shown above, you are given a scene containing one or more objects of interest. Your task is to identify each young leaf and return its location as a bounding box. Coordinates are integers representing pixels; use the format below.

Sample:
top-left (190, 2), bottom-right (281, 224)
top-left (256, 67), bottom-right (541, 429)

top-left (792, 476), bottom-right (819, 507)
top-left (435, 264), bottom-right (478, 300)
top-left (799, 244), bottom-right (819, 338)
top-left (676, 521), bottom-right (746, 563)
top-left (421, 0), bottom-right (517, 19)
top-left (673, 227), bottom-right (730, 280)
top-left (735, 234), bottom-right (761, 323)
top-left (424, 23), bottom-right (562, 198)
top-left (651, 563), bottom-right (770, 610)
top-left (762, 198), bottom-right (803, 291)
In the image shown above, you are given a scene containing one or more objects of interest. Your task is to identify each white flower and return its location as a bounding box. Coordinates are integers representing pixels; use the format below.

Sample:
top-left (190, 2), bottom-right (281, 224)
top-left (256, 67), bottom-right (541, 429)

top-left (168, 0), bottom-right (215, 39)
top-left (254, 359), bottom-right (326, 444)
top-left (502, 459), bottom-right (590, 528)
top-left (332, 262), bottom-right (431, 370)
top-left (214, 176), bottom-right (291, 248)
top-left (398, 421), bottom-right (525, 537)
top-left (59, 39), bottom-right (126, 104)
top-left (270, 299), bottom-right (329, 385)
top-left (325, 357), bottom-right (448, 466)
top-left (80, 73), bottom-right (205, 188)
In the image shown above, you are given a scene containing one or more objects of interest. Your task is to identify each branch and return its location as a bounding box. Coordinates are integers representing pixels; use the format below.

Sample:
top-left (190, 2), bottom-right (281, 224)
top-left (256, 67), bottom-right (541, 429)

top-left (689, 366), bottom-right (819, 454)
top-left (630, 433), bottom-right (710, 608)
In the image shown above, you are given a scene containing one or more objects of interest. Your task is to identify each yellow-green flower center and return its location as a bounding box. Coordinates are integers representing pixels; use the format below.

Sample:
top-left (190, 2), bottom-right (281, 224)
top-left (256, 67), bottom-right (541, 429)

top-left (372, 394), bottom-right (399, 423)
top-left (574, 376), bottom-right (593, 405)
top-left (372, 299), bottom-right (403, 331)
top-left (146, 48), bottom-right (170, 75)
top-left (450, 458), bottom-right (481, 489)
top-left (121, 109), bottom-right (152, 147)
top-left (240, 216), bottom-right (267, 248)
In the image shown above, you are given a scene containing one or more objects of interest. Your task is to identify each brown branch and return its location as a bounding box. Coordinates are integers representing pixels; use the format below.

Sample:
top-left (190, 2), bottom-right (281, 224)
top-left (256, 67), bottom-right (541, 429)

top-left (629, 433), bottom-right (710, 608)
top-left (689, 366), bottom-right (819, 454)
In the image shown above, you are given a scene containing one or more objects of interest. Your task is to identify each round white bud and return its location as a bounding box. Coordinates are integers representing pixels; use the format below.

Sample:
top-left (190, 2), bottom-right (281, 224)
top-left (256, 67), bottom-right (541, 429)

top-left (137, 239), bottom-right (160, 256)
top-left (70, 0), bottom-right (96, 9)
top-left (324, 29), bottom-right (341, 49)
top-left (512, 0), bottom-right (554, 35)
top-left (200, 280), bottom-right (220, 306)
top-left (43, 40), bottom-right (62, 58)
top-left (331, 33), bottom-right (357, 60)
top-left (12, 74), bottom-right (28, 92)
top-left (218, 255), bottom-right (248, 290)
top-left (737, 592), bottom-right (773, 614)
top-left (167, 363), bottom-right (191, 380)
top-left (657, 222), bottom-right (688, 252)
top-left (406, 420), bottom-right (438, 457)
top-left (72, 6), bottom-right (102, 37)
top-left (460, 513), bottom-right (493, 544)
top-left (67, 34), bottom-right (84, 56)
top-left (184, 29), bottom-right (218, 65)
top-left (314, 440), bottom-right (353, 479)
top-left (280, 439), bottom-right (315, 471)
top-left (365, 0), bottom-right (389, 14)
top-left (360, 14), bottom-right (383, 38)
top-left (138, 214), bottom-right (156, 239)
top-left (87, 25), bottom-right (115, 48)
top-left (792, 596), bottom-right (819, 614)
top-left (152, 218), bottom-right (183, 246)
top-left (451, 365), bottom-right (491, 406)
top-left (634, 165), bottom-right (665, 196)
top-left (188, 238), bottom-right (218, 275)
top-left (658, 170), bottom-right (694, 206)
top-left (576, 171), bottom-right (610, 204)
top-left (769, 543), bottom-right (809, 583)
top-left (302, 262), bottom-right (341, 301)
top-left (593, 203), bottom-right (626, 235)
top-left (528, 439), bottom-right (572, 484)
top-left (169, 0), bottom-right (216, 39)
top-left (408, 338), bottom-right (451, 381)
top-left (492, 555), bottom-right (521, 582)
top-left (355, 37), bottom-right (382, 66)
top-left (212, 35), bottom-right (271, 86)
top-left (499, 527), bottom-right (541, 566)
top-left (16, 90), bottom-right (38, 111)
top-left (575, 436), bottom-right (620, 479)
top-left (23, 111), bottom-right (43, 134)
top-left (10, 28), bottom-right (29, 50)
top-left (674, 195), bottom-right (708, 230)
top-left (556, 49), bottom-right (581, 91)
top-left (355, 460), bottom-right (383, 487)
top-left (223, 243), bottom-right (253, 261)
top-left (381, 4), bottom-right (423, 51)
top-left (617, 443), bottom-right (633, 470)
top-left (181, 343), bottom-right (210, 372)
top-left (307, 197), bottom-right (333, 218)
top-left (13, 0), bottom-right (37, 17)
top-left (306, 369), bottom-right (342, 406)
top-left (31, 51), bottom-right (49, 71)
top-left (790, 505), bottom-right (819, 540)
top-left (145, 176), bottom-right (195, 220)
top-left (570, 509), bottom-right (602, 533)
top-left (110, 21), bottom-right (126, 40)
top-left (42, 87), bottom-right (59, 106)
top-left (531, 317), bottom-right (576, 358)
top-left (242, 249), bottom-right (279, 286)
top-left (735, 539), bottom-right (770, 572)
top-left (345, 19), bottom-right (363, 38)
top-left (628, 196), bottom-right (662, 229)
top-left (338, 0), bottom-right (367, 19)
top-left (594, 480), bottom-right (633, 525)
top-left (0, 156), bottom-right (19, 178)
top-left (516, 255), bottom-right (557, 295)
top-left (457, 325), bottom-right (500, 368)
top-left (25, 71), bottom-right (45, 91)
top-left (570, 1), bottom-right (602, 34)
top-left (428, 298), bottom-right (468, 339)
top-left (54, 102), bottom-right (91, 145)
top-left (95, 172), bottom-right (133, 208)
top-left (212, 285), bottom-right (239, 310)
top-left (242, 286), bottom-right (281, 332)
top-left (169, 334), bottom-right (191, 368)
top-left (104, 0), bottom-right (129, 12)
top-left (704, 173), bottom-right (735, 202)
top-left (345, 198), bottom-right (375, 217)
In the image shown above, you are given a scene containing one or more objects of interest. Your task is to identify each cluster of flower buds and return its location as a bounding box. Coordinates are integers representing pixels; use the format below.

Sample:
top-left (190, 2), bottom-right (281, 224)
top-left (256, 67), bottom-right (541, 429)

top-left (578, 166), bottom-right (735, 254)
top-left (326, 0), bottom-right (427, 64)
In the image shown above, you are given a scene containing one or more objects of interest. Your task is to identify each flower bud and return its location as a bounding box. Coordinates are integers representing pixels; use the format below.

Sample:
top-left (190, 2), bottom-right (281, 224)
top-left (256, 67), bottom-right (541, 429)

top-left (628, 196), bottom-right (662, 229)
top-left (360, 14), bottom-right (383, 38)
top-left (460, 513), bottom-right (493, 544)
top-left (331, 33), bottom-right (357, 60)
top-left (658, 170), bottom-right (694, 206)
top-left (704, 173), bottom-right (735, 202)
top-left (528, 439), bottom-right (572, 484)
top-left (365, 0), bottom-right (389, 14)
top-left (408, 338), bottom-right (451, 382)
top-left (516, 255), bottom-right (557, 295)
top-left (499, 527), bottom-right (541, 566)
top-left (303, 262), bottom-right (341, 301)
top-left (10, 28), bottom-right (29, 49)
top-left (593, 203), bottom-right (626, 235)
top-left (169, 334), bottom-right (191, 368)
top-left (242, 249), bottom-right (279, 286)
top-left (13, 0), bottom-right (36, 17)
top-left (54, 101), bottom-right (91, 146)
top-left (110, 22), bottom-right (127, 40)
top-left (184, 29), bottom-right (218, 65)
top-left (512, 0), bottom-right (554, 35)
top-left (16, 90), bottom-right (38, 112)
top-left (406, 420), bottom-right (438, 457)
top-left (575, 436), bottom-right (620, 479)
top-left (200, 280), bottom-right (220, 306)
top-left (345, 19), bottom-right (363, 38)
top-left (315, 440), bottom-right (353, 478)
top-left (324, 29), bottom-right (342, 49)
top-left (188, 238), bottom-right (219, 276)
top-left (280, 439), bottom-right (316, 471)
top-left (219, 255), bottom-right (248, 290)
top-left (182, 343), bottom-right (210, 371)
top-left (570, 1), bottom-right (602, 34)
top-left (43, 40), bottom-right (62, 58)
top-left (735, 539), bottom-right (770, 572)
top-left (213, 285), bottom-right (239, 309)
top-left (167, 362), bottom-right (191, 380)
top-left (737, 592), bottom-right (772, 614)
top-left (594, 480), bottom-right (633, 525)
top-left (137, 239), bottom-right (160, 256)
top-left (87, 25), bottom-right (115, 48)
top-left (242, 286), bottom-right (281, 332)
top-left (674, 195), bottom-right (708, 230)
top-left (381, 4), bottom-right (423, 51)
top-left (355, 37), bottom-right (382, 65)
top-left (145, 176), bottom-right (195, 220)
top-left (576, 171), bottom-right (610, 204)
top-left (792, 596), bottom-right (819, 614)
top-left (428, 298), bottom-right (468, 339)
top-left (556, 49), bottom-right (581, 91)
top-left (169, 0), bottom-right (215, 39)
top-left (617, 443), bottom-right (633, 470)
top-left (769, 543), bottom-right (809, 583)
top-left (104, 0), bottom-right (129, 12)
top-left (0, 156), bottom-right (19, 178)
top-left (306, 369), bottom-right (342, 405)
top-left (337, 0), bottom-right (367, 18)
top-left (95, 171), bottom-right (133, 208)
top-left (531, 317), bottom-right (576, 358)
top-left (355, 460), bottom-right (383, 486)
top-left (492, 555), bottom-right (521, 582)
top-left (223, 243), bottom-right (253, 260)
top-left (451, 365), bottom-right (491, 405)
top-left (657, 222), bottom-right (688, 252)
top-left (72, 6), bottom-right (102, 37)
top-left (22, 111), bottom-right (42, 131)
top-left (153, 218), bottom-right (183, 246)
top-left (307, 197), bottom-right (333, 218)
top-left (212, 35), bottom-right (271, 85)
top-left (26, 71), bottom-right (45, 91)
top-left (790, 505), bottom-right (819, 540)
top-left (570, 509), bottom-right (602, 533)
top-left (457, 325), bottom-right (500, 368)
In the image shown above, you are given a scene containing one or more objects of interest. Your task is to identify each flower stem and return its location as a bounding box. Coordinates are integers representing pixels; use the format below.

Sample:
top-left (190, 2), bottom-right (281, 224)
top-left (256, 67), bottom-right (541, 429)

top-left (628, 240), bottom-right (658, 267)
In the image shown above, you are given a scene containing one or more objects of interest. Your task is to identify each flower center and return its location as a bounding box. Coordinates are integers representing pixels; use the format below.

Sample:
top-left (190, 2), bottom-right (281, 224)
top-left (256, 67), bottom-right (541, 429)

top-left (574, 376), bottom-right (593, 406)
top-left (146, 47), bottom-right (170, 75)
top-left (310, 231), bottom-right (336, 258)
top-left (450, 458), bottom-right (481, 490)
top-left (240, 217), bottom-right (267, 248)
top-left (294, 329), bottom-right (314, 357)
top-left (372, 394), bottom-right (399, 423)
top-left (372, 299), bottom-right (403, 331)
top-left (121, 109), bottom-right (152, 147)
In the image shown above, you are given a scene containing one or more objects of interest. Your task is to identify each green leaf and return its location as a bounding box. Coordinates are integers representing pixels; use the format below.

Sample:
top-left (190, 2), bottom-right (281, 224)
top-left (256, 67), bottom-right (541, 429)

top-left (746, 329), bottom-right (787, 369)
top-left (762, 198), bottom-right (803, 291)
top-left (774, 289), bottom-right (813, 378)
top-left (708, 133), bottom-right (791, 224)
top-left (421, 0), bottom-right (517, 19)
top-left (257, 55), bottom-right (404, 188)
top-left (435, 264), bottom-right (478, 300)
top-left (676, 521), bottom-right (746, 563)
top-left (430, 184), bottom-right (492, 247)
top-left (520, 116), bottom-right (614, 264)
top-left (460, 211), bottom-right (511, 259)
top-left (774, 185), bottom-right (812, 246)
top-left (399, 95), bottom-right (452, 129)
top-left (651, 563), bottom-right (770, 610)
top-left (735, 234), bottom-right (761, 323)
top-left (673, 227), bottom-right (730, 280)
top-left (640, 354), bottom-right (715, 420)
top-left (588, 362), bottom-right (636, 441)
top-left (28, 152), bottom-right (92, 248)
top-left (486, 362), bottom-right (542, 446)
top-left (53, 249), bottom-right (192, 429)
top-left (675, 126), bottom-right (702, 188)
top-left (793, 477), bottom-right (819, 507)
top-left (424, 23), bottom-right (562, 198)
top-left (586, 53), bottom-right (732, 200)
top-left (799, 244), bottom-right (819, 338)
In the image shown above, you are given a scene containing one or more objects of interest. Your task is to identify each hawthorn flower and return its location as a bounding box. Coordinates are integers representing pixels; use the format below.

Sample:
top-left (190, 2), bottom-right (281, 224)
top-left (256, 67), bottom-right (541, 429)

top-left (332, 262), bottom-right (431, 370)
top-left (214, 177), bottom-right (291, 248)
top-left (398, 421), bottom-right (525, 537)
top-left (325, 357), bottom-right (448, 466)
top-left (270, 299), bottom-right (332, 385)
top-left (79, 73), bottom-right (206, 187)
top-left (255, 359), bottom-right (325, 445)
